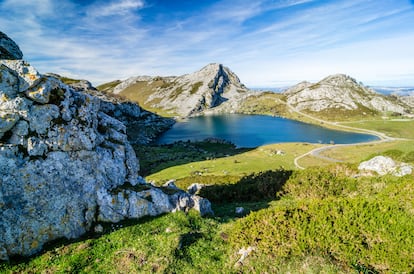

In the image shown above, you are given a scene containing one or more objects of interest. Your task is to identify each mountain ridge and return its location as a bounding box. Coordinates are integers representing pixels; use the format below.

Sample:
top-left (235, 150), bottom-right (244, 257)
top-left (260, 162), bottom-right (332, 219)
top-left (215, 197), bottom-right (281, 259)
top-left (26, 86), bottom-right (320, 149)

top-left (101, 63), bottom-right (251, 117)
top-left (101, 68), bottom-right (412, 120)
top-left (283, 73), bottom-right (410, 117)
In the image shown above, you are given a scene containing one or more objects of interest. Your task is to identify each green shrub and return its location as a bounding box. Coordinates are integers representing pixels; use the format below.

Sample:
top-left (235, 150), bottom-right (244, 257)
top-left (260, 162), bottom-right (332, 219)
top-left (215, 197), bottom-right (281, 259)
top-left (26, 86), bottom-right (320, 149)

top-left (279, 167), bottom-right (358, 199)
top-left (402, 151), bottom-right (414, 163)
top-left (382, 149), bottom-right (404, 160)
top-left (229, 197), bottom-right (414, 273)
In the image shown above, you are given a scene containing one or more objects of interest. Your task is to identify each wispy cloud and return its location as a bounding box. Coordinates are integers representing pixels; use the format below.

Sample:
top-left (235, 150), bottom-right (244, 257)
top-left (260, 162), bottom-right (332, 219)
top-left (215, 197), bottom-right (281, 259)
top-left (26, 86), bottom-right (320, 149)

top-left (0, 0), bottom-right (413, 86)
top-left (87, 0), bottom-right (144, 17)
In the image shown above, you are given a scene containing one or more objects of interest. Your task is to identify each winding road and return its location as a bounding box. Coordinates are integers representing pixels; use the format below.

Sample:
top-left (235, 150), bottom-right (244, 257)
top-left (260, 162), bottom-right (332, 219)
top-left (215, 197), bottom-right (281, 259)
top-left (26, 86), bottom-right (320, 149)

top-left (286, 103), bottom-right (402, 170)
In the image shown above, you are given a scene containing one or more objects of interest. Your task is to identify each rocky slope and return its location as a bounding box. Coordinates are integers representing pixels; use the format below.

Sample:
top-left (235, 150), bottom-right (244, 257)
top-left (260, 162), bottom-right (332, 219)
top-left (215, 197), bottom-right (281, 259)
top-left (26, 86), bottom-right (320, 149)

top-left (284, 74), bottom-right (410, 117)
top-left (0, 32), bottom-right (211, 260)
top-left (52, 74), bottom-right (175, 144)
top-left (105, 63), bottom-right (251, 117)
top-left (395, 93), bottom-right (414, 110)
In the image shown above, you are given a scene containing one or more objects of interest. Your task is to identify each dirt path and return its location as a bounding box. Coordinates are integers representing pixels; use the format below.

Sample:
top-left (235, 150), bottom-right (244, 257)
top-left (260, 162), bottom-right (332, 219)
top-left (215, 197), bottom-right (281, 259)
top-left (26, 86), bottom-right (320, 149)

top-left (286, 103), bottom-right (401, 169)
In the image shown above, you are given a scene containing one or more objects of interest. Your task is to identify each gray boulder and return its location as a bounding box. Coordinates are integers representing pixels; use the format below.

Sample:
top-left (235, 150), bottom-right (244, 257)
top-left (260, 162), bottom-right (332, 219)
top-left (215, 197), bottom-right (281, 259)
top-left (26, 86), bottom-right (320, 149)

top-left (0, 32), bottom-right (23, 60)
top-left (97, 186), bottom-right (213, 222)
top-left (358, 156), bottom-right (413, 177)
top-left (187, 183), bottom-right (205, 195)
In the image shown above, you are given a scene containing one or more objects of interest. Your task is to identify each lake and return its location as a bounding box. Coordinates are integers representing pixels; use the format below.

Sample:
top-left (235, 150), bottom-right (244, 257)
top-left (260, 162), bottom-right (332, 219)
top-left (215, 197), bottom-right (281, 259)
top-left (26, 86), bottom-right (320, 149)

top-left (156, 114), bottom-right (379, 147)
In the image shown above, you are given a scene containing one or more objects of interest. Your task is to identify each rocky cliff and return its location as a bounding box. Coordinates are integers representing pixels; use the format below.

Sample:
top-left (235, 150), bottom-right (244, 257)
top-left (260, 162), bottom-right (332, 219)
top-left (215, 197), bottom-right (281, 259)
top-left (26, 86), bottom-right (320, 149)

top-left (55, 75), bottom-right (175, 144)
top-left (284, 74), bottom-right (410, 116)
top-left (105, 63), bottom-right (251, 117)
top-left (0, 32), bottom-right (211, 260)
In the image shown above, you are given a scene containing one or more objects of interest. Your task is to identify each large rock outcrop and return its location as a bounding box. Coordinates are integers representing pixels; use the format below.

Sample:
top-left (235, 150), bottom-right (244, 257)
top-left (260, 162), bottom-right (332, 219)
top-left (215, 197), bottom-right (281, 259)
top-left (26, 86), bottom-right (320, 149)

top-left (61, 76), bottom-right (175, 144)
top-left (0, 32), bottom-right (211, 260)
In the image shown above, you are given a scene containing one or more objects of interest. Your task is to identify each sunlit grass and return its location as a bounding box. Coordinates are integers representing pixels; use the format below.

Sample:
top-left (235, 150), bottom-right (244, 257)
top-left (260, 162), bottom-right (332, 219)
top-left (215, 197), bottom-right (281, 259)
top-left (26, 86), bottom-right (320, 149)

top-left (340, 119), bottom-right (414, 139)
top-left (146, 143), bottom-right (320, 187)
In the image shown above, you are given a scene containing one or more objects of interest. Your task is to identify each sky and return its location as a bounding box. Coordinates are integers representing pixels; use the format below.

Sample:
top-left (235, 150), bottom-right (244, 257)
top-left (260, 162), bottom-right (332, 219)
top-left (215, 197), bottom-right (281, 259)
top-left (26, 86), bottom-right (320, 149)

top-left (1, 0), bottom-right (414, 87)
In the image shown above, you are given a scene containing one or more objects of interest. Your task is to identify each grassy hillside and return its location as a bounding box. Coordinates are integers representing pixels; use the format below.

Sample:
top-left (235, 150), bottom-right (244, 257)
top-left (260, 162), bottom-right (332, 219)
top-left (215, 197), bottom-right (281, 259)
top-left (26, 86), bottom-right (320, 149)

top-left (143, 142), bottom-right (321, 188)
top-left (117, 79), bottom-right (179, 117)
top-left (236, 92), bottom-right (288, 116)
top-left (2, 164), bottom-right (413, 273)
top-left (96, 80), bottom-right (121, 93)
top-left (341, 119), bottom-right (414, 138)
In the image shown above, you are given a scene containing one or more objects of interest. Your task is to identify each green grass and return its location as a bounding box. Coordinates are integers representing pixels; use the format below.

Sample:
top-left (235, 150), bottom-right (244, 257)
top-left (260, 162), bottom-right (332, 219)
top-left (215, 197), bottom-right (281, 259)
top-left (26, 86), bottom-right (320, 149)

top-left (341, 119), bottom-right (414, 139)
top-left (146, 142), bottom-right (320, 188)
top-left (190, 82), bottom-right (203, 94)
top-left (118, 80), bottom-right (178, 117)
top-left (134, 141), bottom-right (252, 177)
top-left (237, 92), bottom-right (288, 116)
top-left (302, 140), bottom-right (414, 168)
top-left (224, 166), bottom-right (414, 273)
top-left (3, 165), bottom-right (413, 273)
top-left (96, 80), bottom-right (121, 92)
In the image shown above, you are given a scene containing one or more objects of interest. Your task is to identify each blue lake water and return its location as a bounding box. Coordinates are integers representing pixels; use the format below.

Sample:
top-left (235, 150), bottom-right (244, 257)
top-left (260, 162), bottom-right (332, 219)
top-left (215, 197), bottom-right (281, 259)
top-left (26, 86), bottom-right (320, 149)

top-left (156, 114), bottom-right (379, 147)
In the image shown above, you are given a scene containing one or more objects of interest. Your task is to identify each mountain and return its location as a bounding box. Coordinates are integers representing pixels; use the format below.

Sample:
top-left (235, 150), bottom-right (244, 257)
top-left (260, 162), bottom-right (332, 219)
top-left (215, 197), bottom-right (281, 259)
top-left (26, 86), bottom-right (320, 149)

top-left (100, 63), bottom-right (251, 117)
top-left (284, 74), bottom-right (410, 118)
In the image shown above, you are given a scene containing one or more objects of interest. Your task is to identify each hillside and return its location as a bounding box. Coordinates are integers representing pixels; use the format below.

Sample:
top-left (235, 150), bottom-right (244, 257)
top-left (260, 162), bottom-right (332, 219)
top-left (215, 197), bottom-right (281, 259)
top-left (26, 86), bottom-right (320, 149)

top-left (283, 74), bottom-right (411, 120)
top-left (99, 63), bottom-right (251, 117)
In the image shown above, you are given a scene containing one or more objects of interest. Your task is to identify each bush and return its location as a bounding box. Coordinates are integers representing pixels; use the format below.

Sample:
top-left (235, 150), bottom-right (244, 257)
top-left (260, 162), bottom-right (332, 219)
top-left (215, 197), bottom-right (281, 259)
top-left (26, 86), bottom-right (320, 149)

top-left (279, 167), bottom-right (358, 199)
top-left (402, 151), bottom-right (414, 163)
top-left (229, 197), bottom-right (414, 273)
top-left (382, 149), bottom-right (404, 160)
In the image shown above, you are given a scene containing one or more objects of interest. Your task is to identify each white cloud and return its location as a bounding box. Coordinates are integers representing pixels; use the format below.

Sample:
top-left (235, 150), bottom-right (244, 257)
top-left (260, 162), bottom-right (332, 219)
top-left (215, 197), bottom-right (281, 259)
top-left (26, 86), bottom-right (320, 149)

top-left (1, 0), bottom-right (413, 87)
top-left (88, 0), bottom-right (144, 17)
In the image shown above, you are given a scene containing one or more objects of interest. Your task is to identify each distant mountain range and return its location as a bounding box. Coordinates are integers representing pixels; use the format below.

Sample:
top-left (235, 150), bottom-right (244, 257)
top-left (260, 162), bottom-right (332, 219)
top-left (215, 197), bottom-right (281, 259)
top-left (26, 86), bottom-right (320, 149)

top-left (372, 86), bottom-right (414, 96)
top-left (98, 64), bottom-right (413, 120)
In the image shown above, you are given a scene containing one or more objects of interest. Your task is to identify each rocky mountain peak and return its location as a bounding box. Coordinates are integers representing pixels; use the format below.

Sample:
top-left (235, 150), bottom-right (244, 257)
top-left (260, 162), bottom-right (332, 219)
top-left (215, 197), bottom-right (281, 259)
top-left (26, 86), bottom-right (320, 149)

top-left (318, 74), bottom-right (375, 94)
top-left (320, 73), bottom-right (354, 84)
top-left (284, 74), bottom-right (407, 115)
top-left (0, 31), bottom-right (23, 60)
top-left (109, 63), bottom-right (250, 117)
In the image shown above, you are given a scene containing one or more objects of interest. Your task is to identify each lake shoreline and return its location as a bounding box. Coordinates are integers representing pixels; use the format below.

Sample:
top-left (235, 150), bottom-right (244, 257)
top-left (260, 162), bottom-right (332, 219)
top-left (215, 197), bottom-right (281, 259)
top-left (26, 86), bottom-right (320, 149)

top-left (156, 114), bottom-right (379, 148)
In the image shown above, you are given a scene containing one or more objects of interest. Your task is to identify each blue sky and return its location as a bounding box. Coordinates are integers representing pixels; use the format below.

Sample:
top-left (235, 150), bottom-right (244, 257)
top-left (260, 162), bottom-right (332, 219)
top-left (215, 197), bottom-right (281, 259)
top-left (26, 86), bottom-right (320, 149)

top-left (1, 0), bottom-right (414, 87)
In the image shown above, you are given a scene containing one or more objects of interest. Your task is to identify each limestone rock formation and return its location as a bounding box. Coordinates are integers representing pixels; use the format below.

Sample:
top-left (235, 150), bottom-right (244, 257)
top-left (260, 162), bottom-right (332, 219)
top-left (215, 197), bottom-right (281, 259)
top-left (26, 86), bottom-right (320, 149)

top-left (284, 74), bottom-right (409, 115)
top-left (107, 63), bottom-right (251, 117)
top-left (58, 76), bottom-right (175, 144)
top-left (0, 33), bottom-right (211, 260)
top-left (358, 156), bottom-right (413, 177)
top-left (0, 32), bottom-right (23, 60)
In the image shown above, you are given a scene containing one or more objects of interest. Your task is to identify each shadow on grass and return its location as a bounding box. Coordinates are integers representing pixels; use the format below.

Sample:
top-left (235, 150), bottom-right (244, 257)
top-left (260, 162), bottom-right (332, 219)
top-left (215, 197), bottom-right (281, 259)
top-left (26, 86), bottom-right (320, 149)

top-left (200, 169), bottom-right (292, 203)
top-left (200, 169), bottom-right (293, 219)
top-left (3, 169), bottom-right (292, 268)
